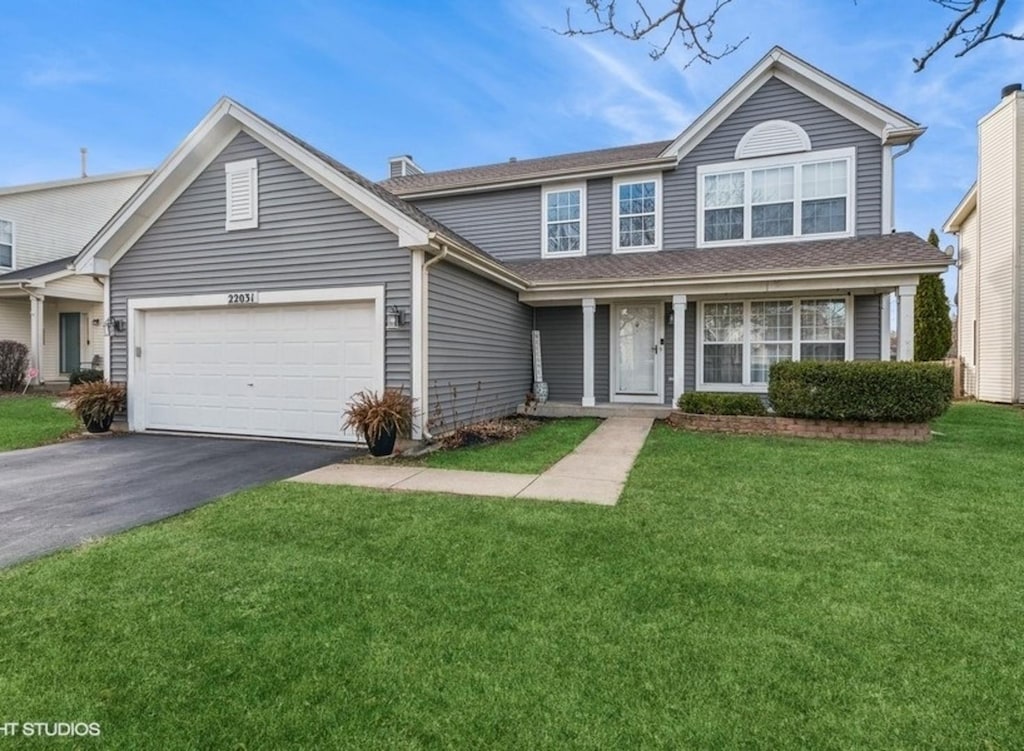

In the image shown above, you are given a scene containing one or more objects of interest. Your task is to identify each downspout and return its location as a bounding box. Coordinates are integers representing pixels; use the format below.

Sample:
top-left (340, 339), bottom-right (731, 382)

top-left (18, 283), bottom-right (45, 385)
top-left (418, 247), bottom-right (448, 440)
top-left (887, 142), bottom-right (915, 360)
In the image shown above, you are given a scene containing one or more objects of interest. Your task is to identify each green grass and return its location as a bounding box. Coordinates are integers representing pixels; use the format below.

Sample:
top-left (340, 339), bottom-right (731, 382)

top-left (1, 403), bottom-right (1023, 748)
top-left (422, 417), bottom-right (601, 473)
top-left (0, 395), bottom-right (78, 451)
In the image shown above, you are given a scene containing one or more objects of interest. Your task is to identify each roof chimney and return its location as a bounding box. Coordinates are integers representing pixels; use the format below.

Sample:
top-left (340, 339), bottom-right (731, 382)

top-left (388, 155), bottom-right (423, 179)
top-left (80, 147), bottom-right (88, 178)
top-left (509, 157), bottom-right (517, 163)
top-left (1001, 83), bottom-right (1022, 99)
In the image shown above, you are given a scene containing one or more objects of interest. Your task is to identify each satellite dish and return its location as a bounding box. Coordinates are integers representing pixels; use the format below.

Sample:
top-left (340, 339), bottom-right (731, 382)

top-left (944, 244), bottom-right (955, 257)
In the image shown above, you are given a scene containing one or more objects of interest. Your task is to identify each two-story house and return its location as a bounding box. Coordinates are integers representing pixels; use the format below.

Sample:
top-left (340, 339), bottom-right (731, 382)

top-left (0, 170), bottom-right (150, 384)
top-left (72, 47), bottom-right (949, 443)
top-left (944, 83), bottom-right (1023, 403)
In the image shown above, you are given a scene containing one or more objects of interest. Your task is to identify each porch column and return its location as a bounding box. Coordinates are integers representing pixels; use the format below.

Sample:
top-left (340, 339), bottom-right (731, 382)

top-left (582, 298), bottom-right (595, 407)
top-left (29, 293), bottom-right (44, 384)
top-left (880, 292), bottom-right (892, 361)
top-left (672, 294), bottom-right (687, 405)
top-left (897, 284), bottom-right (916, 361)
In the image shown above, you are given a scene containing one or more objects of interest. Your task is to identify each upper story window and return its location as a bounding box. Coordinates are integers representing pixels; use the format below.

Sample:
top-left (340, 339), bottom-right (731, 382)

top-left (225, 158), bottom-right (259, 231)
top-left (542, 184), bottom-right (586, 257)
top-left (0, 219), bottom-right (12, 269)
top-left (614, 175), bottom-right (661, 252)
top-left (697, 147), bottom-right (855, 247)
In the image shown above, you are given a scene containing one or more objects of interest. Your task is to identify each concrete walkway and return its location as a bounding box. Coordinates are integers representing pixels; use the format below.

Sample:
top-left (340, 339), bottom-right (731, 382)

top-left (288, 416), bottom-right (653, 505)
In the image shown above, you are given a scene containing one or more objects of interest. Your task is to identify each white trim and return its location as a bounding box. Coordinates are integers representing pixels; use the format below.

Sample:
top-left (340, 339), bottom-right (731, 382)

top-left (103, 278), bottom-right (111, 379)
top-left (672, 294), bottom-right (687, 405)
top-left (660, 47), bottom-right (923, 161)
top-left (612, 173), bottom-right (662, 253)
top-left (696, 147), bottom-right (856, 248)
top-left (224, 158), bottom-right (259, 231)
top-left (75, 98), bottom-right (435, 274)
top-left (734, 120), bottom-right (811, 160)
top-left (881, 144), bottom-right (893, 233)
top-left (541, 182), bottom-right (587, 258)
top-left (897, 284), bottom-right (916, 362)
top-left (695, 295), bottom-right (854, 392)
top-left (126, 285), bottom-right (385, 434)
top-left (610, 301), bottom-right (665, 404)
top-left (880, 292), bottom-right (891, 362)
top-left (944, 184), bottom-right (977, 233)
top-left (29, 294), bottom-right (44, 384)
top-left (582, 298), bottom-right (596, 407)
top-left (410, 249), bottom-right (425, 440)
top-left (0, 170), bottom-right (152, 198)
top-left (0, 217), bottom-right (14, 271)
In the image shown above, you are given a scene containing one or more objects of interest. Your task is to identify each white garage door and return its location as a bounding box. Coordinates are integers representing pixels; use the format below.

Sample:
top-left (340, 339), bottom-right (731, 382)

top-left (139, 301), bottom-right (379, 442)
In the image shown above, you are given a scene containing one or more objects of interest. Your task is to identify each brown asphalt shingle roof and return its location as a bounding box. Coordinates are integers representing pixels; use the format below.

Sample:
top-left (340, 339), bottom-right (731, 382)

top-left (381, 140), bottom-right (674, 195)
top-left (504, 233), bottom-right (950, 283)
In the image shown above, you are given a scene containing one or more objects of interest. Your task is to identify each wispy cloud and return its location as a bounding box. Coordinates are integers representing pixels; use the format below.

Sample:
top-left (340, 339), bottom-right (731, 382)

top-left (22, 53), bottom-right (107, 87)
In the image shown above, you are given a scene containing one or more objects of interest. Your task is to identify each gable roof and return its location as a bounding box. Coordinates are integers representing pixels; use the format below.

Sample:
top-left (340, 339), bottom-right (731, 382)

top-left (507, 233), bottom-right (949, 286)
top-left (943, 183), bottom-right (977, 233)
top-left (0, 254), bottom-right (75, 285)
top-left (660, 46), bottom-right (924, 160)
top-left (74, 98), bottom-right (524, 289)
top-left (381, 140), bottom-right (674, 197)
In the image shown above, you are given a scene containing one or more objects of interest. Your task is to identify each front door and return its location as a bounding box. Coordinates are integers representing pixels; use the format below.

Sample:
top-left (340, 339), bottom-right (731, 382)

top-left (59, 313), bottom-right (81, 374)
top-left (612, 303), bottom-right (663, 403)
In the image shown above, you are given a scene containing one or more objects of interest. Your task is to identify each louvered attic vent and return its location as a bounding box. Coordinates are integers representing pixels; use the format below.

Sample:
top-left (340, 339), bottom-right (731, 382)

top-left (225, 158), bottom-right (259, 230)
top-left (734, 120), bottom-right (812, 160)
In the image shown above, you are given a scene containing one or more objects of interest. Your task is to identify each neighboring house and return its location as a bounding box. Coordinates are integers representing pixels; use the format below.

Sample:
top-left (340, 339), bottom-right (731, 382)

top-left (944, 83), bottom-right (1023, 403)
top-left (73, 46), bottom-right (949, 443)
top-left (0, 171), bottom-right (151, 383)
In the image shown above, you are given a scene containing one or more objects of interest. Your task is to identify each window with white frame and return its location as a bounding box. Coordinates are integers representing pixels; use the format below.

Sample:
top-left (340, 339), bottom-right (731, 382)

top-left (0, 219), bottom-right (12, 268)
top-left (700, 298), bottom-right (849, 389)
top-left (543, 185), bottom-right (585, 256)
top-left (698, 148), bottom-right (854, 246)
top-left (615, 176), bottom-right (660, 251)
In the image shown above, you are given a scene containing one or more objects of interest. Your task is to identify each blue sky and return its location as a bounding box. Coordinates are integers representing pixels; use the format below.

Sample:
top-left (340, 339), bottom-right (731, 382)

top-left (3, 0), bottom-right (1023, 295)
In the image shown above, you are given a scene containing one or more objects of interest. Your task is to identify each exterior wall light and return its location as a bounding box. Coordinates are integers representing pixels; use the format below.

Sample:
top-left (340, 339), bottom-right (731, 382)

top-left (104, 317), bottom-right (126, 335)
top-left (385, 306), bottom-right (407, 330)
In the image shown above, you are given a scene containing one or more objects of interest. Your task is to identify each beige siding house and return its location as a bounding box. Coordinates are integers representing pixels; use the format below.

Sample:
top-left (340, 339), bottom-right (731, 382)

top-left (945, 84), bottom-right (1023, 402)
top-left (0, 171), bottom-right (150, 384)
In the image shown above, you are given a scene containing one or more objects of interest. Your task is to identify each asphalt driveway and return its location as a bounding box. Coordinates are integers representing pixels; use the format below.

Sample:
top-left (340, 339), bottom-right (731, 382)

top-left (0, 434), bottom-right (352, 568)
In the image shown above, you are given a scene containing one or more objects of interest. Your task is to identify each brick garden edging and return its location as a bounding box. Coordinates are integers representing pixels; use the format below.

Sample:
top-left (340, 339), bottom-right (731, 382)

top-left (666, 412), bottom-right (932, 442)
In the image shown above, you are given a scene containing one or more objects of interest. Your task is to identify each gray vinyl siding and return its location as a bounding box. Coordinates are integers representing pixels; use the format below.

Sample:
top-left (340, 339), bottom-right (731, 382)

top-left (426, 260), bottom-right (532, 431)
top-left (853, 294), bottom-right (882, 360)
top-left (664, 77), bottom-right (883, 248)
top-left (586, 178), bottom-right (613, 255)
top-left (109, 131), bottom-right (412, 388)
top-left (534, 305), bottom-right (611, 403)
top-left (412, 187), bottom-right (541, 262)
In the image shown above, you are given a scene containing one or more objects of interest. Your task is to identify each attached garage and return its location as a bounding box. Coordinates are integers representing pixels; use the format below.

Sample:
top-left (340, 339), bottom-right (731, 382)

top-left (128, 288), bottom-right (383, 442)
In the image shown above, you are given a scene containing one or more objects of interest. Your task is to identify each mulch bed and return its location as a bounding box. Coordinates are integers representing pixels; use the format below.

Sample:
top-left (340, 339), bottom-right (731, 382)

top-left (437, 416), bottom-right (540, 449)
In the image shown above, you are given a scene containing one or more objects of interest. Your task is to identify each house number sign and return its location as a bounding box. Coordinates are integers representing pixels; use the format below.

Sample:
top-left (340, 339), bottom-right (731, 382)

top-left (226, 291), bottom-right (259, 305)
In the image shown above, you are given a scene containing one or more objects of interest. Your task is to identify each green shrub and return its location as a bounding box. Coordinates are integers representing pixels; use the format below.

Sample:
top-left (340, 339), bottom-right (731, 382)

top-left (768, 360), bottom-right (952, 423)
top-left (677, 391), bottom-right (768, 416)
top-left (69, 368), bottom-right (104, 386)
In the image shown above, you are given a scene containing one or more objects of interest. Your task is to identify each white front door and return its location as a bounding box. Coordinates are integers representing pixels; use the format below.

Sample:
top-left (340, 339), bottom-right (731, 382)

top-left (611, 302), bottom-right (664, 403)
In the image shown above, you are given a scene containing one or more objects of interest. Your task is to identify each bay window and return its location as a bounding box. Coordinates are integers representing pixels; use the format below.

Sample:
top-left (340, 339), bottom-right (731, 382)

top-left (614, 175), bottom-right (661, 251)
top-left (543, 184), bottom-right (585, 257)
top-left (700, 298), bottom-right (850, 390)
top-left (698, 148), bottom-right (854, 246)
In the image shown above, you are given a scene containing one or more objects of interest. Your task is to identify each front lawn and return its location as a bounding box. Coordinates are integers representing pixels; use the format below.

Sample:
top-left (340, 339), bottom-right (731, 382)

top-left (423, 416), bottom-right (601, 473)
top-left (0, 395), bottom-right (78, 451)
top-left (1, 403), bottom-right (1022, 748)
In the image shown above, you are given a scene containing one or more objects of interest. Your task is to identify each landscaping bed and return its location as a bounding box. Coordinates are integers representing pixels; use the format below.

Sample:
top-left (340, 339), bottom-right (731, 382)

top-left (667, 411), bottom-right (932, 441)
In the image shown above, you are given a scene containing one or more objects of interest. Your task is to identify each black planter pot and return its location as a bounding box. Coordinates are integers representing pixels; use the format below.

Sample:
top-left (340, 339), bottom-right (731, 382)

top-left (84, 414), bottom-right (114, 434)
top-left (367, 425), bottom-right (398, 457)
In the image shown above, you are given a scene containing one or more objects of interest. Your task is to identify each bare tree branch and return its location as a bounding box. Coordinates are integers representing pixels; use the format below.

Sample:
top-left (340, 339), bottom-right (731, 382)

top-left (557, 0), bottom-right (748, 66)
top-left (914, 0), bottom-right (1023, 71)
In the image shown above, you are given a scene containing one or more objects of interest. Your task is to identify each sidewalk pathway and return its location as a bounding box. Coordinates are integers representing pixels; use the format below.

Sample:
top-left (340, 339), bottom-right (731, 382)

top-left (288, 416), bottom-right (653, 505)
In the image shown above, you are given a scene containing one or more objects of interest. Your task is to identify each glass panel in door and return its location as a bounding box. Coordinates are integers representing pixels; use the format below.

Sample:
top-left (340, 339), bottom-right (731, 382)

top-left (616, 305), bottom-right (657, 394)
top-left (59, 312), bottom-right (81, 374)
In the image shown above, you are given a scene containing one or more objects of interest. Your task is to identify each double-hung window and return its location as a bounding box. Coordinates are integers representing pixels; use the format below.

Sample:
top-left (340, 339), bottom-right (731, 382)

top-left (614, 175), bottom-right (660, 251)
top-left (0, 220), bottom-right (12, 269)
top-left (700, 298), bottom-right (850, 390)
top-left (543, 184), bottom-right (585, 257)
top-left (698, 147), bottom-right (854, 246)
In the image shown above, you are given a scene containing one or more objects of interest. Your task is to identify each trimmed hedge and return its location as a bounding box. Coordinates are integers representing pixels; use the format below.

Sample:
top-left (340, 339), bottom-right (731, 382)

top-left (768, 360), bottom-right (953, 423)
top-left (678, 391), bottom-right (768, 416)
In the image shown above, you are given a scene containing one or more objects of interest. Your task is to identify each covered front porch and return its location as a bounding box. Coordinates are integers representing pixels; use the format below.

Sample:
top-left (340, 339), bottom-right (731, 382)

top-left (523, 277), bottom-right (920, 410)
top-left (0, 260), bottom-right (106, 385)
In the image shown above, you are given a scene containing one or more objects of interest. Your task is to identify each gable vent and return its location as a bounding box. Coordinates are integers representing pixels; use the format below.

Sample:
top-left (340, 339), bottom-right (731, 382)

top-left (225, 158), bottom-right (259, 231)
top-left (735, 120), bottom-right (812, 160)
